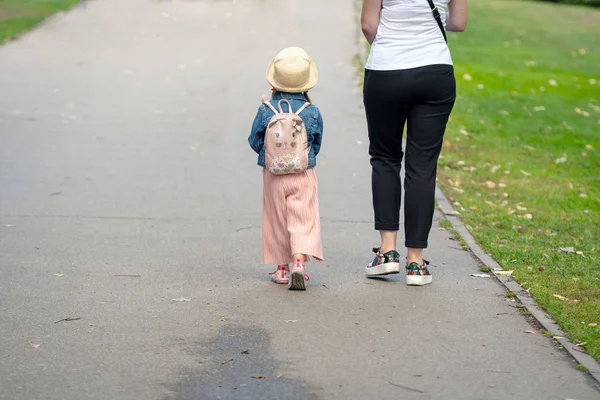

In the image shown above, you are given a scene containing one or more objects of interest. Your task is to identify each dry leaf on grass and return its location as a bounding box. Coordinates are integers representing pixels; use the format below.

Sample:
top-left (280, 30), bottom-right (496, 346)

top-left (486, 181), bottom-right (496, 189)
top-left (558, 247), bottom-right (575, 254)
top-left (553, 294), bottom-right (568, 301)
top-left (495, 270), bottom-right (514, 277)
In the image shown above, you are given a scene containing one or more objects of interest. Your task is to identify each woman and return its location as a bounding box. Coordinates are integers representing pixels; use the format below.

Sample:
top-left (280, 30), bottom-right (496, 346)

top-left (361, 0), bottom-right (467, 285)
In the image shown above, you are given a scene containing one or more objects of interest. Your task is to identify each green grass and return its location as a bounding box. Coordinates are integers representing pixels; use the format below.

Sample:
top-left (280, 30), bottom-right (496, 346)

top-left (437, 0), bottom-right (600, 361)
top-left (0, 0), bottom-right (79, 43)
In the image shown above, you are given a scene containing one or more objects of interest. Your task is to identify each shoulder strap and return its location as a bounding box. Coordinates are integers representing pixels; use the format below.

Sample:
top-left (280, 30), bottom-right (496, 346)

top-left (295, 102), bottom-right (311, 115)
top-left (426, 0), bottom-right (447, 43)
top-left (262, 99), bottom-right (279, 115)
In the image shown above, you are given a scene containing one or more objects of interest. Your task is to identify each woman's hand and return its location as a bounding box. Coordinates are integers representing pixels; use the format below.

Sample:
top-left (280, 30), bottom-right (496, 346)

top-left (447, 0), bottom-right (468, 32)
top-left (361, 0), bottom-right (383, 44)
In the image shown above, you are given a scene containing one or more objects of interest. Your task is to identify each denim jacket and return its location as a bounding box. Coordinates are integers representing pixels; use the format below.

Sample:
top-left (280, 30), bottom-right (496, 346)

top-left (248, 92), bottom-right (324, 169)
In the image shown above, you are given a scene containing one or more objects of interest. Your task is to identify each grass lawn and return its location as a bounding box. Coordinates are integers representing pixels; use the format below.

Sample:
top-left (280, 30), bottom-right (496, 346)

top-left (437, 0), bottom-right (600, 360)
top-left (0, 0), bottom-right (79, 43)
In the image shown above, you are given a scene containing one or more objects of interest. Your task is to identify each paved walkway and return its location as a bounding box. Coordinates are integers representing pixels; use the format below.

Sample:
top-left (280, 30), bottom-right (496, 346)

top-left (1, 0), bottom-right (598, 399)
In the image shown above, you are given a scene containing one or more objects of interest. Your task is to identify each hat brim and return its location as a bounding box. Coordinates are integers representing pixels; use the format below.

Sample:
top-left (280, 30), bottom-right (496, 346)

top-left (266, 59), bottom-right (318, 93)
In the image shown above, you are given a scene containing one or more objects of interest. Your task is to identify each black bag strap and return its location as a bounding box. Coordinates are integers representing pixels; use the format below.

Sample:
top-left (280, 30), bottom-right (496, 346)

top-left (426, 0), bottom-right (447, 43)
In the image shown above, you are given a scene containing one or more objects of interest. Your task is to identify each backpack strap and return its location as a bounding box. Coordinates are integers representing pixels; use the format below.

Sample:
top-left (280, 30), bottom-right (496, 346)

top-left (295, 102), bottom-right (311, 115)
top-left (262, 99), bottom-right (279, 115)
top-left (277, 99), bottom-right (292, 113)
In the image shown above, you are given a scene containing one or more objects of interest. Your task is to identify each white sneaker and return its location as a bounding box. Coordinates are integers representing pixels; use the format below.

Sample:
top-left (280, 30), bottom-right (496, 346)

top-left (365, 248), bottom-right (401, 277)
top-left (406, 260), bottom-right (432, 286)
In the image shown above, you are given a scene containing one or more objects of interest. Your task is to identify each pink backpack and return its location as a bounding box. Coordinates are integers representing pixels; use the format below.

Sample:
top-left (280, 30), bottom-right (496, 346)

top-left (263, 99), bottom-right (311, 175)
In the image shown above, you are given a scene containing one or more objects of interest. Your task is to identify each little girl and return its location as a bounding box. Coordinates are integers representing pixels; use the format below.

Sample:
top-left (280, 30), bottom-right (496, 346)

top-left (248, 47), bottom-right (324, 291)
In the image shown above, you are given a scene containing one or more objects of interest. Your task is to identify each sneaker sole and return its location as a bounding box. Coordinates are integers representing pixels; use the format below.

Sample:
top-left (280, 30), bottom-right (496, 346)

top-left (365, 262), bottom-right (400, 277)
top-left (406, 275), bottom-right (433, 286)
top-left (288, 270), bottom-right (306, 290)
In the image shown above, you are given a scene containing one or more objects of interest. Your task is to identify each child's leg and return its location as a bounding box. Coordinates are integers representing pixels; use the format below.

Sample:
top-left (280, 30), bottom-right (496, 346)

top-left (262, 170), bottom-right (293, 265)
top-left (286, 170), bottom-right (322, 262)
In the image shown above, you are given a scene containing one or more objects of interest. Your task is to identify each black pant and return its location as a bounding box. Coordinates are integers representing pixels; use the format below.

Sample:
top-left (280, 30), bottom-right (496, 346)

top-left (363, 65), bottom-right (456, 248)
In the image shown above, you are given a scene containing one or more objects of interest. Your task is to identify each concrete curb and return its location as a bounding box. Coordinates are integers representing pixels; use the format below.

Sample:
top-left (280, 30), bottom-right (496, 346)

top-left (435, 186), bottom-right (600, 386)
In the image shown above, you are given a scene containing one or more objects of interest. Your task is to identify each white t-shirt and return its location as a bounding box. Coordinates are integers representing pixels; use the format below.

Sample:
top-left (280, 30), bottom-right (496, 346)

top-left (365, 0), bottom-right (453, 71)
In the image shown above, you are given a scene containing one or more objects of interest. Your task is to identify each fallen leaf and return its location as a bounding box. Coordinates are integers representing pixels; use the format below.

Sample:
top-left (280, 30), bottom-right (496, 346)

top-left (470, 273), bottom-right (491, 278)
top-left (53, 273), bottom-right (64, 277)
top-left (538, 266), bottom-right (546, 272)
top-left (463, 73), bottom-right (473, 81)
top-left (241, 349), bottom-right (250, 354)
top-left (533, 106), bottom-right (546, 112)
top-left (221, 316), bottom-right (227, 321)
top-left (522, 214), bottom-right (533, 220)
top-left (590, 78), bottom-right (598, 85)
top-left (524, 330), bottom-right (536, 334)
top-left (171, 298), bottom-right (191, 302)
top-left (251, 376), bottom-right (266, 379)
top-left (516, 205), bottom-right (528, 211)
top-left (29, 343), bottom-right (41, 348)
top-left (575, 251), bottom-right (585, 257)
top-left (486, 181), bottom-right (496, 189)
top-left (553, 294), bottom-right (568, 301)
top-left (555, 156), bottom-right (567, 164)
top-left (589, 323), bottom-right (597, 327)
top-left (580, 193), bottom-right (588, 198)
top-left (495, 270), bottom-right (514, 276)
top-left (576, 342), bottom-right (587, 347)
top-left (552, 336), bottom-right (564, 340)
top-left (520, 169), bottom-right (532, 176)
top-left (548, 79), bottom-right (558, 87)
top-left (491, 165), bottom-right (501, 173)
top-left (558, 247), bottom-right (575, 253)
top-left (284, 319), bottom-right (299, 323)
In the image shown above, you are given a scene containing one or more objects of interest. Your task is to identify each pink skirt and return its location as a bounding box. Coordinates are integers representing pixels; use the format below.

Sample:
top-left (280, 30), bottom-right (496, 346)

top-left (262, 168), bottom-right (323, 265)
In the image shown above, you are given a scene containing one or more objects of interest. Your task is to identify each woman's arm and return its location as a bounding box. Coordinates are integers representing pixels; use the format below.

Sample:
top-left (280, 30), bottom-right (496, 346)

top-left (446, 0), bottom-right (467, 32)
top-left (361, 0), bottom-right (383, 45)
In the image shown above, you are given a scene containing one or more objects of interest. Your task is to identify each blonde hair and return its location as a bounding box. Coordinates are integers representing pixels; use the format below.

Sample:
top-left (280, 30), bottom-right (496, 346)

top-left (262, 90), bottom-right (312, 103)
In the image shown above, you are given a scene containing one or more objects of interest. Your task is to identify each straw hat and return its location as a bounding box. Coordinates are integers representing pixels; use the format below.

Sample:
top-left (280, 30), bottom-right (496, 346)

top-left (266, 47), bottom-right (318, 93)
